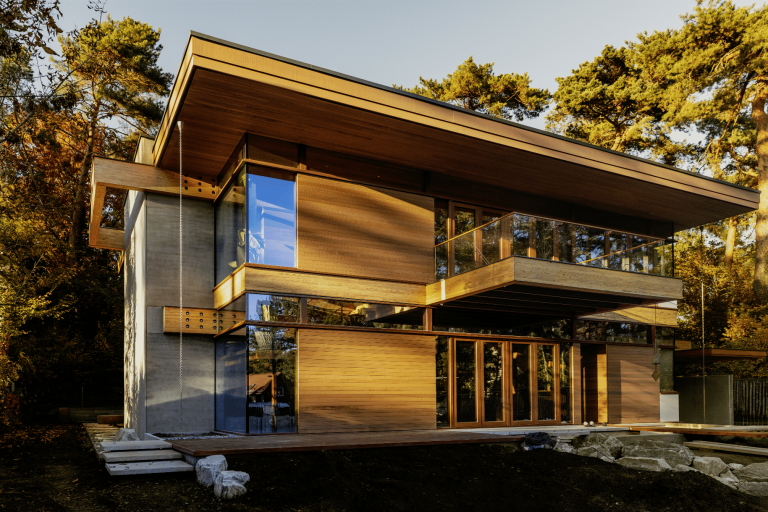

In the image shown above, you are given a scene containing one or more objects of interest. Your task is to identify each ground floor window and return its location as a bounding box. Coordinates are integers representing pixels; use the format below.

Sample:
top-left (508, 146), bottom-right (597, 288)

top-left (215, 326), bottom-right (297, 434)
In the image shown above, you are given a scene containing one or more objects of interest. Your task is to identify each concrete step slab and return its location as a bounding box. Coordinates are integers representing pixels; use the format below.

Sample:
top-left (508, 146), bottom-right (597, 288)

top-left (100, 440), bottom-right (171, 452)
top-left (105, 460), bottom-right (193, 476)
top-left (102, 449), bottom-right (182, 463)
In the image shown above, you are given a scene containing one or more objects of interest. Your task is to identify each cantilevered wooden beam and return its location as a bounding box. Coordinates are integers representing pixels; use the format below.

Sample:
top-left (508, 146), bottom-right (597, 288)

top-left (163, 307), bottom-right (245, 335)
top-left (88, 156), bottom-right (218, 251)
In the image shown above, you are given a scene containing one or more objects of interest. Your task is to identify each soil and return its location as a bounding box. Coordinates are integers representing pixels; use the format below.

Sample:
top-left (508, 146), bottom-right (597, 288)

top-left (2, 424), bottom-right (768, 512)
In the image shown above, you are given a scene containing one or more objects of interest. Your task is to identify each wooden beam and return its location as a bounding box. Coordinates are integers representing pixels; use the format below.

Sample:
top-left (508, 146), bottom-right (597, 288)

top-left (163, 307), bottom-right (245, 335)
top-left (93, 228), bottom-right (125, 251)
top-left (92, 157), bottom-right (217, 199)
top-left (213, 265), bottom-right (426, 309)
top-left (578, 305), bottom-right (678, 327)
top-left (426, 256), bottom-right (683, 306)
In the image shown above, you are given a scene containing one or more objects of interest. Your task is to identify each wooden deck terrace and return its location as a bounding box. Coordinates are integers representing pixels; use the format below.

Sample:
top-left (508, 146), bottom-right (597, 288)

top-left (169, 425), bottom-right (628, 457)
top-left (621, 423), bottom-right (768, 437)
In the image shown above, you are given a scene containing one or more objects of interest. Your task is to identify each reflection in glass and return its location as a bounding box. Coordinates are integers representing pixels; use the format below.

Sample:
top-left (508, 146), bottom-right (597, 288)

top-left (436, 336), bottom-right (450, 427)
top-left (537, 345), bottom-right (555, 421)
top-left (215, 338), bottom-right (247, 433)
top-left (246, 294), bottom-right (300, 322)
top-left (511, 344), bottom-right (531, 421)
top-left (307, 299), bottom-right (422, 330)
top-left (577, 320), bottom-right (650, 344)
top-left (483, 343), bottom-right (504, 422)
top-left (435, 201), bottom-right (449, 280)
top-left (246, 326), bottom-right (297, 434)
top-left (246, 166), bottom-right (296, 268)
top-left (560, 343), bottom-right (571, 424)
top-left (214, 168), bottom-right (246, 284)
top-left (455, 341), bottom-right (477, 423)
top-left (659, 348), bottom-right (675, 393)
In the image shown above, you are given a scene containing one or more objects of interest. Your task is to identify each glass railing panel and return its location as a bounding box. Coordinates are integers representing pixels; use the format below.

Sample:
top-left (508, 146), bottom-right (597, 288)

top-left (434, 211), bottom-right (674, 281)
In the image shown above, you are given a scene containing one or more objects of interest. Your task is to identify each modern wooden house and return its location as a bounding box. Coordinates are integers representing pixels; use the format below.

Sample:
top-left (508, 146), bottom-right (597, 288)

top-left (89, 33), bottom-right (760, 439)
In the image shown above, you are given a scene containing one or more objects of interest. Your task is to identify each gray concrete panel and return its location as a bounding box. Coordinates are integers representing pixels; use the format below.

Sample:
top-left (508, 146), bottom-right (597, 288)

top-left (146, 306), bottom-right (164, 334)
top-left (145, 333), bottom-right (215, 433)
top-left (145, 194), bottom-right (214, 308)
top-left (124, 191), bottom-right (147, 438)
top-left (678, 375), bottom-right (733, 425)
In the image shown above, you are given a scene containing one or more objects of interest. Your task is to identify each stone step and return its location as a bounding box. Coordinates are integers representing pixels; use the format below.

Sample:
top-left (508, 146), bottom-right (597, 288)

top-left (685, 440), bottom-right (768, 457)
top-left (100, 440), bottom-right (171, 452)
top-left (102, 449), bottom-right (182, 463)
top-left (105, 460), bottom-right (194, 476)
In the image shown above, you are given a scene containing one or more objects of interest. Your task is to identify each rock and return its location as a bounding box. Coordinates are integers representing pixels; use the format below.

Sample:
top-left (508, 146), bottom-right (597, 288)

top-left (674, 464), bottom-right (699, 473)
top-left (728, 463), bottom-right (745, 471)
top-left (734, 462), bottom-right (768, 483)
top-left (715, 476), bottom-right (738, 489)
top-left (620, 439), bottom-right (694, 468)
top-left (214, 470), bottom-right (250, 499)
top-left (692, 456), bottom-right (728, 476)
top-left (196, 455), bottom-right (228, 487)
top-left (554, 441), bottom-right (575, 454)
top-left (619, 457), bottom-right (672, 472)
top-left (719, 469), bottom-right (739, 483)
top-left (572, 433), bottom-right (623, 459)
top-left (113, 428), bottom-right (139, 442)
top-left (738, 482), bottom-right (768, 496)
top-left (576, 445), bottom-right (614, 463)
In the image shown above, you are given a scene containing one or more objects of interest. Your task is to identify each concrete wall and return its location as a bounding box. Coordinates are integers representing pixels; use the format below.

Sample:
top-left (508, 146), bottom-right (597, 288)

top-left (143, 193), bottom-right (216, 434)
top-left (124, 191), bottom-right (216, 437)
top-left (678, 375), bottom-right (733, 425)
top-left (124, 191), bottom-right (147, 437)
top-left (660, 393), bottom-right (680, 422)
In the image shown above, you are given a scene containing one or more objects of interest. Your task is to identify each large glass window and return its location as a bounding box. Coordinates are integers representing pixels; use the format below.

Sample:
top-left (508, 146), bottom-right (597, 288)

top-left (511, 344), bottom-right (531, 421)
top-left (560, 343), bottom-right (572, 424)
top-left (246, 166), bottom-right (296, 268)
top-left (247, 326), bottom-right (297, 434)
top-left (307, 299), bottom-right (422, 330)
top-left (246, 294), bottom-right (300, 322)
top-left (215, 337), bottom-right (247, 433)
top-left (576, 320), bottom-right (651, 344)
top-left (214, 168), bottom-right (246, 284)
top-left (455, 340), bottom-right (477, 423)
top-left (537, 345), bottom-right (556, 421)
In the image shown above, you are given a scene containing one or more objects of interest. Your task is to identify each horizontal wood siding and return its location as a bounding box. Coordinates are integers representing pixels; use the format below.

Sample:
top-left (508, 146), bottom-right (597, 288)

top-left (297, 174), bottom-right (434, 284)
top-left (606, 345), bottom-right (660, 423)
top-left (298, 329), bottom-right (436, 433)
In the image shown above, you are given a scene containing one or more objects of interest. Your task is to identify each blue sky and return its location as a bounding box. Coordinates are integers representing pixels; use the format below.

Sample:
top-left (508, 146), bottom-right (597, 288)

top-left (58, 0), bottom-right (757, 131)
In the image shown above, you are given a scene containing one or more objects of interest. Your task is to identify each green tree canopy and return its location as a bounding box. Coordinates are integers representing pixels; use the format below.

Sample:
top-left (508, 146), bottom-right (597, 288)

top-left (396, 57), bottom-right (551, 121)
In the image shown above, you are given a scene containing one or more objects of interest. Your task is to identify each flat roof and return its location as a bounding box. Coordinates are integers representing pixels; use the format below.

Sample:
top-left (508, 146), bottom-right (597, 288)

top-left (150, 32), bottom-right (760, 232)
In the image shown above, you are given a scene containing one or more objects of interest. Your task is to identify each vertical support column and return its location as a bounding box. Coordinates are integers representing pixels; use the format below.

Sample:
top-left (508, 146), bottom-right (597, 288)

top-left (423, 308), bottom-right (433, 331)
top-left (572, 343), bottom-right (582, 425)
top-left (527, 219), bottom-right (537, 258)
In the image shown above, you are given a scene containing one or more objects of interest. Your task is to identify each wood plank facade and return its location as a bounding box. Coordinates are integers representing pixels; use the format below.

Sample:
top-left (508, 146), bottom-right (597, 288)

top-left (297, 330), bottom-right (436, 433)
top-left (96, 33), bottom-right (761, 439)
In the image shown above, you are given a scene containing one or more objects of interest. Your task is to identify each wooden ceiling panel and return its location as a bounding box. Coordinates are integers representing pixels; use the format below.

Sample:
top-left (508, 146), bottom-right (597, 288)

top-left (159, 67), bottom-right (756, 232)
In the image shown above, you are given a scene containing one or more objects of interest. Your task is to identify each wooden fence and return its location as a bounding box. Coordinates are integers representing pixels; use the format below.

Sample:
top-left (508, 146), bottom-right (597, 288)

top-left (734, 379), bottom-right (768, 426)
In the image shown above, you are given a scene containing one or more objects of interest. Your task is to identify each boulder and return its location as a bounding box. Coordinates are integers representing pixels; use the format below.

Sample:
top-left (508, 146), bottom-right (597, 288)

top-left (738, 482), bottom-right (768, 496)
top-left (692, 456), bottom-right (728, 476)
top-left (196, 455), bottom-right (228, 488)
top-left (674, 464), bottom-right (699, 473)
top-left (113, 429), bottom-right (139, 442)
top-left (554, 441), bottom-right (575, 454)
top-left (572, 433), bottom-right (623, 459)
top-left (728, 463), bottom-right (745, 471)
top-left (214, 470), bottom-right (250, 499)
top-left (719, 469), bottom-right (739, 483)
top-left (619, 457), bottom-right (672, 472)
top-left (621, 439), bottom-right (694, 468)
top-left (734, 462), bottom-right (768, 483)
top-left (576, 445), bottom-right (614, 463)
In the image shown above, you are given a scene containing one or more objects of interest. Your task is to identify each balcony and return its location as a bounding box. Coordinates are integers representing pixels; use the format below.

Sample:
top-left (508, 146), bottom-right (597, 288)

top-left (428, 213), bottom-right (681, 314)
top-left (435, 212), bottom-right (674, 282)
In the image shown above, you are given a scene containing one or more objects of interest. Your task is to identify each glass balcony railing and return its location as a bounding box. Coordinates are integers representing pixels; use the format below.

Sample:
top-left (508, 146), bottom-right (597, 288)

top-left (434, 213), bottom-right (674, 281)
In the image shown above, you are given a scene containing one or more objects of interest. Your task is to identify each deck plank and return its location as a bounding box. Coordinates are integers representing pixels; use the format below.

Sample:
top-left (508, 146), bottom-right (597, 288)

top-left (170, 429), bottom-right (525, 456)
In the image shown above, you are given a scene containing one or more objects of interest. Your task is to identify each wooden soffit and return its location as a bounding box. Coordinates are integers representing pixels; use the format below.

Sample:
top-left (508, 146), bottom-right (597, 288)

top-left (152, 33), bottom-right (759, 232)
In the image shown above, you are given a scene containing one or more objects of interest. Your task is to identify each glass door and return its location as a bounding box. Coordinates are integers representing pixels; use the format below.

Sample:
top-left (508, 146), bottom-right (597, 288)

top-left (449, 340), bottom-right (567, 428)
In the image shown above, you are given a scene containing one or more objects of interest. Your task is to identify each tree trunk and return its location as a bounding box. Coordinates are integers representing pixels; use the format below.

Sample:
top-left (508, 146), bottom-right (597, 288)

top-left (752, 86), bottom-right (768, 301)
top-left (67, 102), bottom-right (100, 260)
top-left (725, 215), bottom-right (738, 274)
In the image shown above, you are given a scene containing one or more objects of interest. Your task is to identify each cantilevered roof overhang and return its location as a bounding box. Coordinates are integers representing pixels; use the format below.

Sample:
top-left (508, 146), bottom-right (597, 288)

top-left (150, 32), bottom-right (759, 233)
